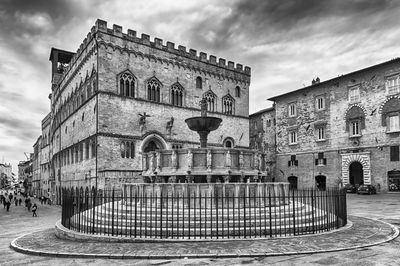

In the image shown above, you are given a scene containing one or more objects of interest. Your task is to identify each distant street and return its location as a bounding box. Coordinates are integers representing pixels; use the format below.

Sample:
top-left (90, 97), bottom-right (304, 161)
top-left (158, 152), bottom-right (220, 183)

top-left (0, 193), bottom-right (399, 266)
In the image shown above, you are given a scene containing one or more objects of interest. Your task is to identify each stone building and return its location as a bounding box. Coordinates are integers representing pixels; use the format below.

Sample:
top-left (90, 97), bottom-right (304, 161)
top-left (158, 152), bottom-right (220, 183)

top-left (0, 163), bottom-right (12, 189)
top-left (40, 113), bottom-right (52, 199)
top-left (18, 158), bottom-right (32, 194)
top-left (249, 107), bottom-right (276, 180)
top-left (267, 59), bottom-right (400, 192)
top-left (47, 19), bottom-right (251, 194)
top-left (32, 136), bottom-right (41, 195)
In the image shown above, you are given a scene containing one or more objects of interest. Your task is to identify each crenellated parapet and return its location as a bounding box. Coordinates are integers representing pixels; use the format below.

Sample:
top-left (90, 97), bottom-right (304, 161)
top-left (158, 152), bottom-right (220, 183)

top-left (94, 19), bottom-right (251, 76)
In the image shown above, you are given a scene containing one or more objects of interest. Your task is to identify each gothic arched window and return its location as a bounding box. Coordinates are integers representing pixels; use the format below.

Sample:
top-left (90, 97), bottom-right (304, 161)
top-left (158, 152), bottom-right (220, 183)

top-left (147, 78), bottom-right (161, 102)
top-left (171, 83), bottom-right (184, 106)
top-left (119, 72), bottom-right (135, 97)
top-left (196, 76), bottom-right (202, 89)
top-left (203, 90), bottom-right (217, 112)
top-left (222, 94), bottom-right (235, 115)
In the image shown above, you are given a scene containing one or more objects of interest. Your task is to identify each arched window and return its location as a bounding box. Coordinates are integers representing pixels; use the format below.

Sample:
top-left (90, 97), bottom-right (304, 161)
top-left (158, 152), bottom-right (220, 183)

top-left (147, 78), bottom-right (161, 102)
top-left (119, 72), bottom-right (135, 97)
top-left (381, 97), bottom-right (400, 132)
top-left (235, 86), bottom-right (241, 97)
top-left (345, 106), bottom-right (365, 136)
top-left (203, 90), bottom-right (217, 112)
top-left (223, 137), bottom-right (234, 148)
top-left (196, 76), bottom-right (202, 89)
top-left (87, 84), bottom-right (92, 98)
top-left (92, 77), bottom-right (97, 92)
top-left (222, 94), bottom-right (235, 115)
top-left (170, 83), bottom-right (184, 106)
top-left (120, 140), bottom-right (135, 158)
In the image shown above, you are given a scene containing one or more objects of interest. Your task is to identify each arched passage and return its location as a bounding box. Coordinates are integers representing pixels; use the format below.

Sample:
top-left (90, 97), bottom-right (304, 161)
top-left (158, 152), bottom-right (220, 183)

top-left (349, 162), bottom-right (364, 186)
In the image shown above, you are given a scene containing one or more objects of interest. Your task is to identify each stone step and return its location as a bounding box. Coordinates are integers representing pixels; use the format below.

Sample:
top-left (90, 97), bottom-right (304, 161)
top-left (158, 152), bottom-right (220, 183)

top-left (73, 209), bottom-right (330, 228)
top-left (68, 220), bottom-right (339, 238)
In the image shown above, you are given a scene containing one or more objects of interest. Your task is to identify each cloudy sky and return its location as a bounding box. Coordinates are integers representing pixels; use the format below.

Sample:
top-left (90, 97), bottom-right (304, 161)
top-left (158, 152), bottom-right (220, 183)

top-left (1, 0), bottom-right (400, 173)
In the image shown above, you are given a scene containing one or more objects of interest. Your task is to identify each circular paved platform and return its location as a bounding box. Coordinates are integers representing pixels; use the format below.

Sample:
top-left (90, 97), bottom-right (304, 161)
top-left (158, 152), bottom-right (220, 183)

top-left (10, 215), bottom-right (399, 259)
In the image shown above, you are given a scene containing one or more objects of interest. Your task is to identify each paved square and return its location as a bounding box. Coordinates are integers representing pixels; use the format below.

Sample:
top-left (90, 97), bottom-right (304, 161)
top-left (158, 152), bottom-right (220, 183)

top-left (1, 194), bottom-right (399, 265)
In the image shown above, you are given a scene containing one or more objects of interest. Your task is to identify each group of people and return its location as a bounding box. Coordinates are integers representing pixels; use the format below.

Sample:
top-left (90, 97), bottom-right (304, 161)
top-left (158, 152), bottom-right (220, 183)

top-left (0, 191), bottom-right (38, 217)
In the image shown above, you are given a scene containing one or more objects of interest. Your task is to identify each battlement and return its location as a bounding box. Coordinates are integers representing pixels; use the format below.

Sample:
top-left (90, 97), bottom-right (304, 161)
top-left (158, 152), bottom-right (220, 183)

top-left (95, 19), bottom-right (251, 75)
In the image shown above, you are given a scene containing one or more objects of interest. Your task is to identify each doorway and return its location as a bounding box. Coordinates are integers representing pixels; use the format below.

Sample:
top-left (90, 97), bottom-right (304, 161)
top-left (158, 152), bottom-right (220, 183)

top-left (288, 176), bottom-right (298, 190)
top-left (143, 139), bottom-right (164, 153)
top-left (349, 162), bottom-right (364, 186)
top-left (315, 175), bottom-right (326, 191)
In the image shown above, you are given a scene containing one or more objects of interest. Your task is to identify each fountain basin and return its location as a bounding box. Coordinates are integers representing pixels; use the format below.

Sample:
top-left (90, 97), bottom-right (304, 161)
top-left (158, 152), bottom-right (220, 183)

top-left (185, 116), bottom-right (222, 132)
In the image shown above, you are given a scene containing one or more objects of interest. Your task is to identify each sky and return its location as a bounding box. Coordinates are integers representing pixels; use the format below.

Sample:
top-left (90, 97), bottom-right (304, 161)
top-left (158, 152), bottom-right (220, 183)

top-left (1, 0), bottom-right (400, 174)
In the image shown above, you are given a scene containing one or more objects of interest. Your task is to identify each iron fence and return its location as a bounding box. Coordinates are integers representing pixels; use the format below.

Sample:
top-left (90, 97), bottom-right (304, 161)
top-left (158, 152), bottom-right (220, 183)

top-left (61, 185), bottom-right (347, 239)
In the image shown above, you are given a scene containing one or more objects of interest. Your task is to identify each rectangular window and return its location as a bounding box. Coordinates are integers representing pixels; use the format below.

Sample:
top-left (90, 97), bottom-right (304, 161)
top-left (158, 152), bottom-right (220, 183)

top-left (386, 76), bottom-right (400, 95)
top-left (317, 127), bottom-right (325, 141)
top-left (315, 152), bottom-right (327, 166)
top-left (388, 115), bottom-right (400, 132)
top-left (288, 103), bottom-right (297, 117)
top-left (351, 121), bottom-right (360, 136)
top-left (390, 146), bottom-right (400, 161)
top-left (316, 97), bottom-right (325, 110)
top-left (289, 131), bottom-right (297, 145)
top-left (288, 155), bottom-right (298, 167)
top-left (349, 87), bottom-right (360, 103)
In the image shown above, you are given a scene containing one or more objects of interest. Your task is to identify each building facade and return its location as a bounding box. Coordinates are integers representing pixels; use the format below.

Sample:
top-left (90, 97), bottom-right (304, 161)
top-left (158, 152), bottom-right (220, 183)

top-left (0, 163), bottom-right (12, 189)
top-left (45, 19), bottom-right (251, 196)
top-left (267, 59), bottom-right (400, 192)
top-left (18, 158), bottom-right (33, 194)
top-left (249, 107), bottom-right (276, 181)
top-left (40, 113), bottom-right (51, 198)
top-left (32, 136), bottom-right (42, 196)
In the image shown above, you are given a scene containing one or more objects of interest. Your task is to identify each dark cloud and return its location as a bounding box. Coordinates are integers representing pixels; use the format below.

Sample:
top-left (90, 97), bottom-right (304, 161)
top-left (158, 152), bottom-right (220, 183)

top-left (187, 0), bottom-right (400, 52)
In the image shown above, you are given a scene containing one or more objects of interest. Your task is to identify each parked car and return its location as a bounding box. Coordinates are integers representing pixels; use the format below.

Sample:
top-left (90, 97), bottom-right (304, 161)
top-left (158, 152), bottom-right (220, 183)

top-left (344, 184), bottom-right (357, 193)
top-left (357, 184), bottom-right (377, 195)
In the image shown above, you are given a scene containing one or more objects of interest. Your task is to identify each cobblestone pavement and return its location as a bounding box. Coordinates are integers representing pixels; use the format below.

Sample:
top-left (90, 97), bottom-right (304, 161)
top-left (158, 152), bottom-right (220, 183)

top-left (10, 216), bottom-right (398, 259)
top-left (1, 193), bottom-right (400, 265)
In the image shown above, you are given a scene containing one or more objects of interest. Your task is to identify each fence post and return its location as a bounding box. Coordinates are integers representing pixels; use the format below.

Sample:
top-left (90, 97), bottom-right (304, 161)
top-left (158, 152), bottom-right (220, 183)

top-left (292, 188), bottom-right (296, 236)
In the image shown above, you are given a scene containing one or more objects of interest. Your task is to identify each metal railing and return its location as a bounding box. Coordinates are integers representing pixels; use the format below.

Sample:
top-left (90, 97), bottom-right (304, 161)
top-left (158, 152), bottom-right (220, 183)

top-left (61, 185), bottom-right (347, 239)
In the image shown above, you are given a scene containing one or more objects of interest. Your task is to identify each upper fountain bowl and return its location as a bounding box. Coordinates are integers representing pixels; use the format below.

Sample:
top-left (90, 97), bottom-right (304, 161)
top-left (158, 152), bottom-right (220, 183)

top-left (185, 117), bottom-right (222, 132)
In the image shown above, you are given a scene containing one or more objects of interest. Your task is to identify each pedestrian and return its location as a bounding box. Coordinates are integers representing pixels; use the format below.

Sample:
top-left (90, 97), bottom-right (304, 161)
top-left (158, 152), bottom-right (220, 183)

top-left (5, 196), bottom-right (10, 212)
top-left (14, 197), bottom-right (18, 206)
top-left (18, 198), bottom-right (22, 206)
top-left (32, 203), bottom-right (37, 217)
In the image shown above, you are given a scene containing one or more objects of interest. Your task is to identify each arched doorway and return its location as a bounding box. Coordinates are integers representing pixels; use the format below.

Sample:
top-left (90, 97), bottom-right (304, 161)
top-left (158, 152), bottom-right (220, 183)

top-left (288, 176), bottom-right (298, 190)
top-left (141, 134), bottom-right (166, 153)
top-left (315, 175), bottom-right (326, 191)
top-left (349, 162), bottom-right (364, 186)
top-left (143, 140), bottom-right (163, 152)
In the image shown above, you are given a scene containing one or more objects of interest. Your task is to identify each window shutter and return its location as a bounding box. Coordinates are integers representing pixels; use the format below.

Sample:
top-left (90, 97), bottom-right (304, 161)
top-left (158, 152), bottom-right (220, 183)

top-left (288, 161), bottom-right (291, 167)
top-left (323, 158), bottom-right (327, 165)
top-left (294, 160), bottom-right (298, 166)
top-left (315, 159), bottom-right (318, 166)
